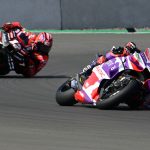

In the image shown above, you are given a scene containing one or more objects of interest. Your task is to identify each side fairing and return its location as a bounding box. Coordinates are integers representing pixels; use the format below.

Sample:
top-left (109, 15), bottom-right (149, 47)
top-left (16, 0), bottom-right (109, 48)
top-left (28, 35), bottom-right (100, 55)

top-left (80, 57), bottom-right (125, 103)
top-left (78, 53), bottom-right (148, 104)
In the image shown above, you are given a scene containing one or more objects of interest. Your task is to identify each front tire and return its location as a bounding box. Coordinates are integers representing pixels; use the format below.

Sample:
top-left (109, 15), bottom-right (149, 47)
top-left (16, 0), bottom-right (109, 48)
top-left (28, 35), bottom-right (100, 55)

top-left (56, 80), bottom-right (77, 106)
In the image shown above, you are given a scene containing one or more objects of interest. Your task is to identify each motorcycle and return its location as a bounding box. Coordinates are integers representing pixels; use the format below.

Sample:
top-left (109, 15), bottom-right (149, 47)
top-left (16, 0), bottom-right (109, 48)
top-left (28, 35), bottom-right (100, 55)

top-left (56, 49), bottom-right (150, 109)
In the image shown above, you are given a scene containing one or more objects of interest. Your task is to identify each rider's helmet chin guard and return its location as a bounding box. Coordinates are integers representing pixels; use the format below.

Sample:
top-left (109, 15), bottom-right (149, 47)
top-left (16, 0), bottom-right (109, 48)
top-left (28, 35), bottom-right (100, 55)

top-left (36, 42), bottom-right (52, 55)
top-left (34, 32), bottom-right (53, 55)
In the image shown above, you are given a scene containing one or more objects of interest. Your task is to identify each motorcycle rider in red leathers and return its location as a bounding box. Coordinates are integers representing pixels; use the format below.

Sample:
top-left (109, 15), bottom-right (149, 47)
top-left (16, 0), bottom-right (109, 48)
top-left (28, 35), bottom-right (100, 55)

top-left (1, 22), bottom-right (53, 77)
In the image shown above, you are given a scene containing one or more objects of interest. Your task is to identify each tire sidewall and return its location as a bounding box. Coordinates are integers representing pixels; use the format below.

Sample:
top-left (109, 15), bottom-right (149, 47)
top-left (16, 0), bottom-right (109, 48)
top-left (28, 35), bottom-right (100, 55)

top-left (96, 79), bottom-right (143, 109)
top-left (56, 80), bottom-right (77, 106)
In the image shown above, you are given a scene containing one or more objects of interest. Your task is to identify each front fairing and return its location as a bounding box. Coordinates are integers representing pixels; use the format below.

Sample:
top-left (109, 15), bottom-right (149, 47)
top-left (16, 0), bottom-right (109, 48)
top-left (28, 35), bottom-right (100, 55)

top-left (77, 52), bottom-right (149, 104)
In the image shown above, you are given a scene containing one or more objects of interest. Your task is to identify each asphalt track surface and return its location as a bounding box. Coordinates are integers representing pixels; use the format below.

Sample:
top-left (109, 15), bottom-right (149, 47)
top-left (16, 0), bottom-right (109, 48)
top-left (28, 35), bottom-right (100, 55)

top-left (0, 34), bottom-right (150, 150)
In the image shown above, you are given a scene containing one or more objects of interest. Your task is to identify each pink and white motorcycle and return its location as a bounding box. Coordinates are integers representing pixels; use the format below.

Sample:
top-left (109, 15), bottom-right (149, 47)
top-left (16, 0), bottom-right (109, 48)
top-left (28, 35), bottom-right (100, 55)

top-left (56, 49), bottom-right (150, 109)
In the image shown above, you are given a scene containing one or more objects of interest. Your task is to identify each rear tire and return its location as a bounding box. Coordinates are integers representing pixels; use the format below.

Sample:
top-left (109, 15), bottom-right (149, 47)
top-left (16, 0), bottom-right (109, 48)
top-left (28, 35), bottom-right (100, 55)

top-left (96, 79), bottom-right (143, 109)
top-left (56, 80), bottom-right (77, 106)
top-left (0, 48), bottom-right (10, 75)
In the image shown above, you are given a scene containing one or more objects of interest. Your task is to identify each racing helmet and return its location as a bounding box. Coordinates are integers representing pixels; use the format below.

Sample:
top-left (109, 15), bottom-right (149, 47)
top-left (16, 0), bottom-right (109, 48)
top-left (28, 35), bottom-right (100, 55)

top-left (111, 46), bottom-right (125, 54)
top-left (2, 22), bottom-right (23, 31)
top-left (125, 42), bottom-right (137, 53)
top-left (33, 32), bottom-right (53, 55)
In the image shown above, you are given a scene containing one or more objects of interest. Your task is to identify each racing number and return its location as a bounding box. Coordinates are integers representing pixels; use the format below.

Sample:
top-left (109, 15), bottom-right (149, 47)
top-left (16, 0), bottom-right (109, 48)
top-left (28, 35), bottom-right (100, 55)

top-left (97, 67), bottom-right (105, 78)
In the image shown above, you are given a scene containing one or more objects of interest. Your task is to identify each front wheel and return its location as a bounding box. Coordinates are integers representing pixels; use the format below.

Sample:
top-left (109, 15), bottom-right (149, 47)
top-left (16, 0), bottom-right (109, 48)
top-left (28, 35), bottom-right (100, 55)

top-left (96, 78), bottom-right (143, 109)
top-left (56, 79), bottom-right (78, 106)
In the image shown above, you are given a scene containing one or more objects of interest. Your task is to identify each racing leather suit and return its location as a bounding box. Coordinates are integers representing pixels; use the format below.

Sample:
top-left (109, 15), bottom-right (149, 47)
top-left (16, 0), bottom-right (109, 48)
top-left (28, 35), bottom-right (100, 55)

top-left (81, 44), bottom-right (140, 77)
top-left (1, 22), bottom-right (53, 77)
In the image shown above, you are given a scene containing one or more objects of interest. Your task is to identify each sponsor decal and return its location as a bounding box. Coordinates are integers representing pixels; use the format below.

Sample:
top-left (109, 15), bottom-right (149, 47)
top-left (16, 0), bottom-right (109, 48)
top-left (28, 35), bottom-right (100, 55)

top-left (96, 67), bottom-right (105, 78)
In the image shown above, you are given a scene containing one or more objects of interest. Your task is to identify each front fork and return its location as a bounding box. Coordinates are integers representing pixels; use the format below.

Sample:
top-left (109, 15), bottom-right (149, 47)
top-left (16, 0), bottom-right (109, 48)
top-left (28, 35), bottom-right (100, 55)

top-left (70, 74), bottom-right (83, 90)
top-left (71, 74), bottom-right (89, 103)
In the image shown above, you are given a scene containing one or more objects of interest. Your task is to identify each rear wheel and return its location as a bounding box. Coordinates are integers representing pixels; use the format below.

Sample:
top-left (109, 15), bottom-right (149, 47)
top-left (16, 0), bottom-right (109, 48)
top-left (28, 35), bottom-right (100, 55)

top-left (96, 77), bottom-right (143, 109)
top-left (0, 48), bottom-right (10, 75)
top-left (56, 80), bottom-right (77, 106)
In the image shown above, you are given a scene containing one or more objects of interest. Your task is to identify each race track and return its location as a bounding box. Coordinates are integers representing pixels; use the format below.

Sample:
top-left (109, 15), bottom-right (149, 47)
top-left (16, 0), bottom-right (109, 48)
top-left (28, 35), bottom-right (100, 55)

top-left (0, 34), bottom-right (150, 150)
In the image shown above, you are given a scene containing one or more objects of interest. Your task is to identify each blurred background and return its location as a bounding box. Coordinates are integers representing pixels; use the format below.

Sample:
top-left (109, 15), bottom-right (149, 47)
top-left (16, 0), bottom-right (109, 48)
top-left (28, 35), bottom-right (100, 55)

top-left (0, 0), bottom-right (149, 30)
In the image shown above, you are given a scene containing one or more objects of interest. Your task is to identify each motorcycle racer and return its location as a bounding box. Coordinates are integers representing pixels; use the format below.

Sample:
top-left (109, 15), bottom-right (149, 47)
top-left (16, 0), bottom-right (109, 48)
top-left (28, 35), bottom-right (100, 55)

top-left (71, 42), bottom-right (150, 109)
top-left (81, 42), bottom-right (141, 77)
top-left (71, 42), bottom-right (148, 105)
top-left (56, 45), bottom-right (150, 109)
top-left (0, 21), bottom-right (53, 77)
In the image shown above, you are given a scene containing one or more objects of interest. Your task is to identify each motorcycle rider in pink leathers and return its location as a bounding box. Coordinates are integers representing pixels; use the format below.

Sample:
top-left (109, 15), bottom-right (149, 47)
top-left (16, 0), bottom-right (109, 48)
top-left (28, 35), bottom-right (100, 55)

top-left (74, 42), bottom-right (150, 109)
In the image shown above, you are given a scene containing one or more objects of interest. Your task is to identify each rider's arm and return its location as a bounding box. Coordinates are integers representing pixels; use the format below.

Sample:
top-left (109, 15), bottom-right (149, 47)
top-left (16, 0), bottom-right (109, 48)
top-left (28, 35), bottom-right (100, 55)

top-left (105, 47), bottom-right (130, 60)
top-left (81, 54), bottom-right (106, 76)
top-left (2, 31), bottom-right (29, 64)
top-left (82, 46), bottom-right (128, 74)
